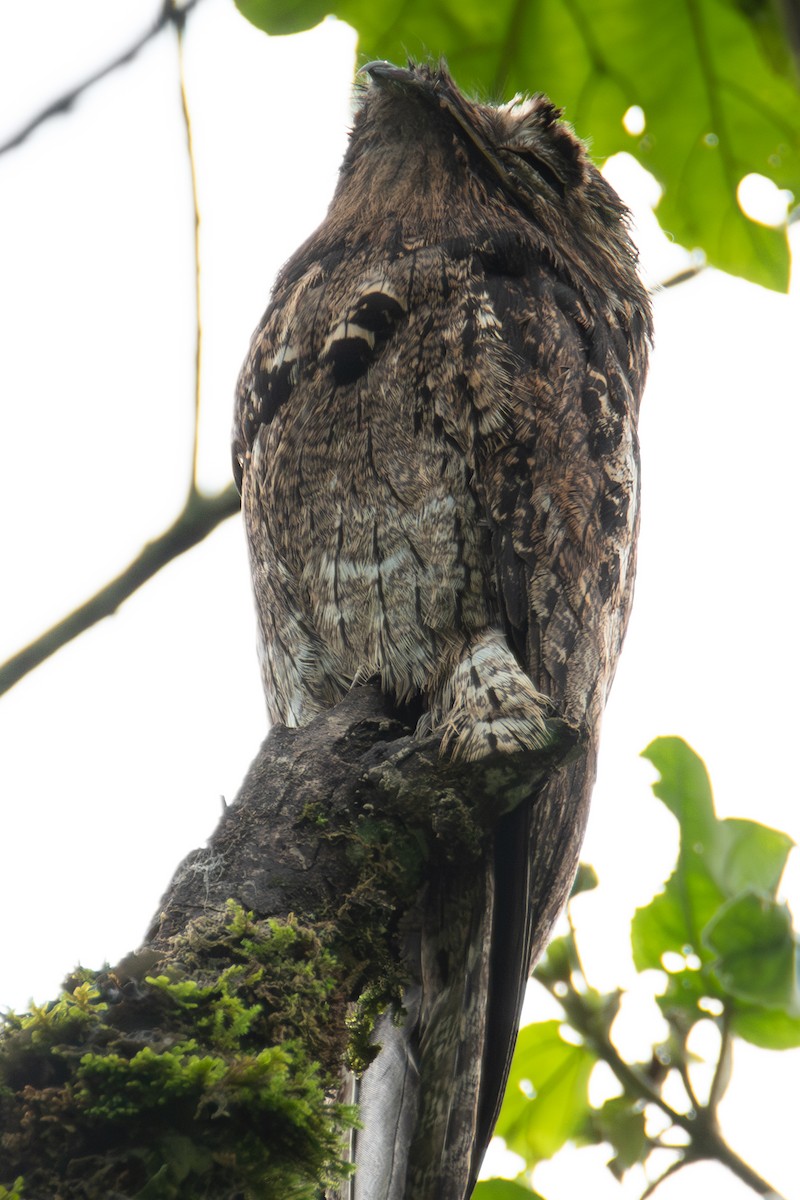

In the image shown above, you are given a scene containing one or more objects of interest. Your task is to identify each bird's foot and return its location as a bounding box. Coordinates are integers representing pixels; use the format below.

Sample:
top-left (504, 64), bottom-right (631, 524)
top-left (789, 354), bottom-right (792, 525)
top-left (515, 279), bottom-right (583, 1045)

top-left (424, 629), bottom-right (557, 762)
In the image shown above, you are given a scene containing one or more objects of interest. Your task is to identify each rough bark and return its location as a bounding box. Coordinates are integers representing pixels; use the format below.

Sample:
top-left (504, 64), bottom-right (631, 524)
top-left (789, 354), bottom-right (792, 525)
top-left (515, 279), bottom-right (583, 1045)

top-left (0, 684), bottom-right (580, 1199)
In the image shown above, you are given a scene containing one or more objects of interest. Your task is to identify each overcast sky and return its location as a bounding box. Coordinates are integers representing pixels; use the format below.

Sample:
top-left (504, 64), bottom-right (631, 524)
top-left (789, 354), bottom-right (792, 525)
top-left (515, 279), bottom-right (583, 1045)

top-left (1, 3), bottom-right (798, 1197)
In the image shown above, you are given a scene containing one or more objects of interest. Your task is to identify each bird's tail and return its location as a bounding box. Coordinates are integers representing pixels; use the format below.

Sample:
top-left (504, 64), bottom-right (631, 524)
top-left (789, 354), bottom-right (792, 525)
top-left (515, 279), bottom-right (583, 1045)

top-left (332, 748), bottom-right (595, 1200)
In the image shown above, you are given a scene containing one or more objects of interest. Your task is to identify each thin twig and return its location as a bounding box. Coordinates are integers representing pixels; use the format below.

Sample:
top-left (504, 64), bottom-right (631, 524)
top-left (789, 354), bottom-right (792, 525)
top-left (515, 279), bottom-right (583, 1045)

top-left (675, 1056), bottom-right (702, 1114)
top-left (651, 262), bottom-right (707, 291)
top-left (176, 13), bottom-right (204, 495)
top-left (0, 485), bottom-right (240, 698)
top-left (0, 0), bottom-right (236, 702)
top-left (708, 1007), bottom-right (732, 1111)
top-left (584, 1018), bottom-right (783, 1196)
top-left (542, 961), bottom-right (787, 1199)
top-left (539, 916), bottom-right (786, 1198)
top-left (638, 1154), bottom-right (688, 1200)
top-left (566, 907), bottom-right (589, 985)
top-left (0, 0), bottom-right (203, 156)
top-left (545, 976), bottom-right (687, 1123)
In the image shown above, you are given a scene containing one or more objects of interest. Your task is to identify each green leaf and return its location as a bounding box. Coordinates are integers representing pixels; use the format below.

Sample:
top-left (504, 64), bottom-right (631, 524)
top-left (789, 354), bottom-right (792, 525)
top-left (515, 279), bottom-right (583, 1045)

top-left (584, 1095), bottom-right (649, 1178)
top-left (729, 1003), bottom-right (800, 1049)
top-left (233, 0), bottom-right (800, 289)
top-left (234, 0), bottom-right (330, 36)
top-left (631, 865), bottom-right (725, 972)
top-left (736, 0), bottom-right (800, 79)
top-left (656, 966), bottom-right (719, 1026)
top-left (571, 863), bottom-right (599, 897)
top-left (655, 950), bottom-right (800, 1050)
top-left (710, 817), bottom-right (796, 899)
top-left (472, 1182), bottom-right (545, 1200)
top-left (640, 738), bottom-right (715, 835)
top-left (494, 1021), bottom-right (596, 1162)
top-left (533, 935), bottom-right (574, 988)
top-left (632, 739), bottom-right (793, 972)
top-left (704, 891), bottom-right (800, 1013)
top-left (633, 739), bottom-right (799, 1052)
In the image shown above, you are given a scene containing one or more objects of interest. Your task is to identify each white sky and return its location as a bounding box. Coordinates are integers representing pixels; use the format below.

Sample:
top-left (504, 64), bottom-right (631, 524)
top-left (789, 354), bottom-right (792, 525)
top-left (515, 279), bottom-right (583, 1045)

top-left (0, 2), bottom-right (798, 1198)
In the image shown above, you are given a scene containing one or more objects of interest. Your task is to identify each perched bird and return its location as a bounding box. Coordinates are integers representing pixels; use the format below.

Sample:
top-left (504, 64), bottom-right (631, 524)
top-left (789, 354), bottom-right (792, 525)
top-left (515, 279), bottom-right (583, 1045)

top-left (233, 60), bottom-right (651, 1200)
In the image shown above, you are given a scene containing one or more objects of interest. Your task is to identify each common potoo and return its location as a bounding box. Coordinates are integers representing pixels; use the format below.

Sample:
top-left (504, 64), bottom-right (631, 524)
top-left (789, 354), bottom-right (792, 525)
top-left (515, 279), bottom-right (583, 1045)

top-left (234, 60), bottom-right (651, 1200)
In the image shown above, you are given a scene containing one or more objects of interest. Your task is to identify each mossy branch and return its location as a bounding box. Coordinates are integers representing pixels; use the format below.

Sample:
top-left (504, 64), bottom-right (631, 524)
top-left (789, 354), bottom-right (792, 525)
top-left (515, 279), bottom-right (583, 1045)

top-left (0, 686), bottom-right (580, 1198)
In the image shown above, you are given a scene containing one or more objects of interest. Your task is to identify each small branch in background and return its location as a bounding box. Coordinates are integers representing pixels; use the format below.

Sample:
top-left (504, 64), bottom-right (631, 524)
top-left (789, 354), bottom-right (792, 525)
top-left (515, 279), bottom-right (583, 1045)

top-left (176, 12), bottom-right (204, 495)
top-left (0, 484), bottom-right (240, 698)
top-left (0, 0), bottom-right (231, 701)
top-left (675, 1054), bottom-right (702, 1115)
top-left (778, 0), bottom-right (800, 80)
top-left (708, 1009), bottom-right (732, 1111)
top-left (0, 0), bottom-right (204, 156)
top-left (589, 1021), bottom-right (782, 1196)
top-left (652, 261), bottom-right (707, 291)
top-left (639, 1156), bottom-right (688, 1200)
top-left (538, 926), bottom-right (787, 1200)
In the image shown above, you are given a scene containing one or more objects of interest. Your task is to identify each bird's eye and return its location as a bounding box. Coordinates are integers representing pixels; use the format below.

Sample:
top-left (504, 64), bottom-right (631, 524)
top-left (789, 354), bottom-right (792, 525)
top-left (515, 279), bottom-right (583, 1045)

top-left (507, 148), bottom-right (565, 198)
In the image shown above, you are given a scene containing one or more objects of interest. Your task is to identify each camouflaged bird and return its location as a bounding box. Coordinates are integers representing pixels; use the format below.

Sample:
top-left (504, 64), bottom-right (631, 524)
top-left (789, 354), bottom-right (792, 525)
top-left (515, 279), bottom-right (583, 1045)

top-left (234, 60), bottom-right (651, 1200)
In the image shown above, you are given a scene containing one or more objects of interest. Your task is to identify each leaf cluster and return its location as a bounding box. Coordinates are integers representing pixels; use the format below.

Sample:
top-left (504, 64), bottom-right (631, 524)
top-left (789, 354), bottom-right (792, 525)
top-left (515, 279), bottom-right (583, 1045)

top-left (633, 737), bottom-right (798, 1050)
top-left (475, 737), bottom-right (796, 1198)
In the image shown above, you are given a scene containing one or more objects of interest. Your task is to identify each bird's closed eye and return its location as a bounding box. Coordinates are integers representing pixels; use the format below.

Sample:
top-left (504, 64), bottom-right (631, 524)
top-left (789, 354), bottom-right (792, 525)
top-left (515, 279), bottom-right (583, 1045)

top-left (506, 148), bottom-right (566, 198)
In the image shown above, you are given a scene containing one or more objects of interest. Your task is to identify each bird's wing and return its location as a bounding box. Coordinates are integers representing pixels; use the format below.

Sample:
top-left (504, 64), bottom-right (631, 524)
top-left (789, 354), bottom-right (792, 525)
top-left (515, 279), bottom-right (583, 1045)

top-left (447, 250), bottom-right (645, 1185)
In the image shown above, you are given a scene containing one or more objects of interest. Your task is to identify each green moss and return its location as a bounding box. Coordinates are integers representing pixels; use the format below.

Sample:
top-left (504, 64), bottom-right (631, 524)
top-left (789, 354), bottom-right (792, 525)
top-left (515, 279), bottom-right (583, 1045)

top-left (0, 753), bottom-right (489, 1196)
top-left (0, 906), bottom-right (355, 1199)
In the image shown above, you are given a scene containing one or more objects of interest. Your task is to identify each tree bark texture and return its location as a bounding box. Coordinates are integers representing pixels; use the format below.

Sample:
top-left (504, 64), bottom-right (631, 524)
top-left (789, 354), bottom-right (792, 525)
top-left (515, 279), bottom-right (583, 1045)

top-left (0, 684), bottom-right (581, 1199)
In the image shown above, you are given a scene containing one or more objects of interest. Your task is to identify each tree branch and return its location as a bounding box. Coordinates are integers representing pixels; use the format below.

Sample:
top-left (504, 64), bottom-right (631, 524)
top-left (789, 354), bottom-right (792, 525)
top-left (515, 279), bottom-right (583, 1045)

top-left (639, 1155), bottom-right (688, 1200)
top-left (675, 1054), bottom-right (702, 1115)
top-left (0, 0), bottom-right (230, 703)
top-left (0, 0), bottom-right (204, 156)
top-left (0, 687), bottom-right (417, 1197)
top-left (0, 484), bottom-right (240, 697)
top-left (707, 1007), bottom-right (733, 1112)
top-left (542, 965), bottom-right (787, 1199)
top-left (653, 261), bottom-right (707, 291)
top-left (592, 1024), bottom-right (782, 1196)
top-left (0, 685), bottom-right (581, 1197)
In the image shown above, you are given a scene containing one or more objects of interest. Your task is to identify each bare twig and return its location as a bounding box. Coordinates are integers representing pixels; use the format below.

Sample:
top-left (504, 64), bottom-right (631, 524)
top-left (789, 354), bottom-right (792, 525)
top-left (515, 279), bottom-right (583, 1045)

top-left (177, 15), bottom-right (204, 493)
top-left (0, 0), bottom-right (241, 703)
top-left (708, 1008), bottom-right (733, 1111)
top-left (0, 0), bottom-right (204, 156)
top-left (639, 1155), bottom-right (688, 1200)
top-left (0, 484), bottom-right (240, 697)
top-left (540, 950), bottom-right (787, 1199)
top-left (652, 262), bottom-right (707, 291)
top-left (587, 1021), bottom-right (782, 1196)
top-left (675, 1054), bottom-right (702, 1114)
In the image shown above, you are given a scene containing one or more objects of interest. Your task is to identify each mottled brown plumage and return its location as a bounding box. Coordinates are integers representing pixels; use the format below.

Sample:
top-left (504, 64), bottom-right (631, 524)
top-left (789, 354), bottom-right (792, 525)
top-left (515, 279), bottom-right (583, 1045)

top-left (234, 59), bottom-right (651, 1200)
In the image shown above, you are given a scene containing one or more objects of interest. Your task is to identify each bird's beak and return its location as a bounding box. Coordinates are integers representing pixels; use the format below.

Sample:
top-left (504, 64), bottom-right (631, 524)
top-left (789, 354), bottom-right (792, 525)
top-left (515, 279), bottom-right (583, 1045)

top-left (360, 61), bottom-right (416, 86)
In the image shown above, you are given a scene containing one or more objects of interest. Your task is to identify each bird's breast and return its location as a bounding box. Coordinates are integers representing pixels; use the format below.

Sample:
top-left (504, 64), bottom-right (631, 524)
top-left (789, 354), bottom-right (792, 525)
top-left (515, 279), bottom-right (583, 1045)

top-left (256, 377), bottom-right (494, 701)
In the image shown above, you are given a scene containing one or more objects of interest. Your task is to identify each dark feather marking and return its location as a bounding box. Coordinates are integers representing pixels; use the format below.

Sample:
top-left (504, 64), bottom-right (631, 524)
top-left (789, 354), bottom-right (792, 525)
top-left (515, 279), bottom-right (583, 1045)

top-left (327, 336), bottom-right (374, 385)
